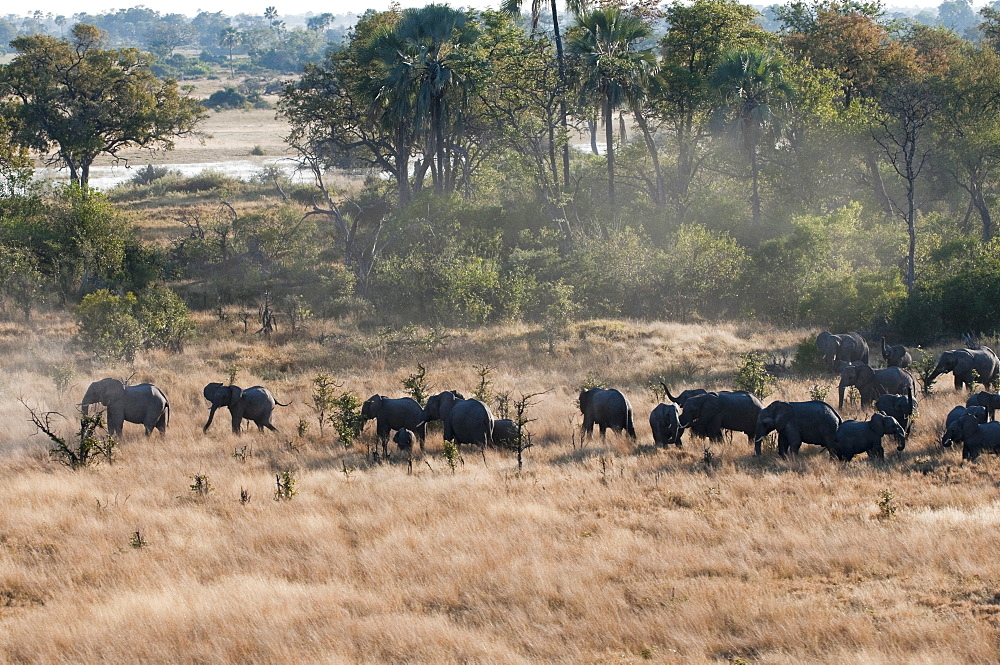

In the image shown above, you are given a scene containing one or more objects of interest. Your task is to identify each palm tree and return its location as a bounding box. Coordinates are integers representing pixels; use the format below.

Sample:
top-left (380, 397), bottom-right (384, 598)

top-left (219, 27), bottom-right (240, 78)
top-left (362, 5), bottom-right (479, 196)
top-left (568, 7), bottom-right (655, 208)
top-left (709, 47), bottom-right (792, 225)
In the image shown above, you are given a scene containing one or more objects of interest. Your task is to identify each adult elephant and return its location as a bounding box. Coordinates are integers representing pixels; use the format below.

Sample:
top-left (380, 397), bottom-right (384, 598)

top-left (967, 391), bottom-right (1000, 421)
top-left (927, 347), bottom-right (1000, 391)
top-left (423, 390), bottom-right (494, 448)
top-left (81, 378), bottom-right (169, 437)
top-left (881, 337), bottom-right (912, 368)
top-left (754, 400), bottom-right (842, 457)
top-left (816, 331), bottom-right (869, 372)
top-left (941, 405), bottom-right (988, 448)
top-left (579, 388), bottom-right (636, 441)
top-left (838, 363), bottom-right (916, 410)
top-left (830, 413), bottom-right (907, 462)
top-left (679, 391), bottom-right (763, 451)
top-left (662, 385), bottom-right (709, 408)
top-left (203, 383), bottom-right (289, 434)
top-left (874, 388), bottom-right (916, 435)
top-left (649, 403), bottom-right (682, 448)
top-left (361, 394), bottom-right (426, 457)
top-left (947, 414), bottom-right (1000, 461)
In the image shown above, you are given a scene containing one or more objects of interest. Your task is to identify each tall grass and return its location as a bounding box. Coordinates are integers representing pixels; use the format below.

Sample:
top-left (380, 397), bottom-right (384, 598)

top-left (0, 313), bottom-right (997, 663)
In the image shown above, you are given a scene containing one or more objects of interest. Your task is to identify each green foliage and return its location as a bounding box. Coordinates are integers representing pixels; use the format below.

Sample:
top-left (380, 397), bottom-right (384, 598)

top-left (28, 407), bottom-right (118, 470)
top-left (808, 385), bottom-right (831, 402)
top-left (273, 471), bottom-right (297, 501)
top-left (734, 352), bottom-right (776, 399)
top-left (442, 440), bottom-right (461, 473)
top-left (189, 474), bottom-right (213, 498)
top-left (76, 286), bottom-right (194, 362)
top-left (792, 337), bottom-right (827, 374)
top-left (44, 363), bottom-right (77, 397)
top-left (473, 364), bottom-right (495, 404)
top-left (910, 347), bottom-right (938, 395)
top-left (401, 364), bottom-right (431, 407)
top-left (310, 373), bottom-right (341, 435)
top-left (330, 391), bottom-right (365, 448)
top-left (875, 488), bottom-right (896, 520)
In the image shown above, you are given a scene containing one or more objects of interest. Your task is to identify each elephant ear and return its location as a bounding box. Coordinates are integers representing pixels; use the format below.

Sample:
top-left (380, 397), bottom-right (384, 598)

top-left (870, 413), bottom-right (886, 433)
top-left (204, 382), bottom-right (224, 403)
top-left (228, 385), bottom-right (243, 405)
top-left (857, 364), bottom-right (876, 385)
top-left (772, 402), bottom-right (793, 430)
top-left (700, 394), bottom-right (721, 422)
top-left (99, 378), bottom-right (126, 404)
top-left (579, 389), bottom-right (592, 413)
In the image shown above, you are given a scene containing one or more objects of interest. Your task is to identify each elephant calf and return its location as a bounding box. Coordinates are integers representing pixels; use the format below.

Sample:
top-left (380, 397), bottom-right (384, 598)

top-left (649, 403), bottom-right (682, 448)
top-left (838, 363), bottom-right (915, 410)
top-left (881, 337), bottom-right (912, 369)
top-left (579, 387), bottom-right (636, 441)
top-left (679, 391), bottom-right (762, 450)
top-left (874, 389), bottom-right (916, 435)
top-left (392, 429), bottom-right (416, 455)
top-left (830, 413), bottom-right (906, 462)
top-left (424, 390), bottom-right (494, 448)
top-left (203, 382), bottom-right (289, 434)
top-left (492, 419), bottom-right (520, 449)
top-left (941, 405), bottom-right (988, 448)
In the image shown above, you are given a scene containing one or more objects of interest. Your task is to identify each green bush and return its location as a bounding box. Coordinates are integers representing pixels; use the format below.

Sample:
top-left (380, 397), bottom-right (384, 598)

top-left (76, 286), bottom-right (194, 362)
top-left (792, 337), bottom-right (826, 375)
top-left (734, 352), bottom-right (776, 399)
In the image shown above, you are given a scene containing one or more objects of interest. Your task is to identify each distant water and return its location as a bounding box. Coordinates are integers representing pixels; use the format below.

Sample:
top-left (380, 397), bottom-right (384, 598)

top-left (34, 159), bottom-right (313, 191)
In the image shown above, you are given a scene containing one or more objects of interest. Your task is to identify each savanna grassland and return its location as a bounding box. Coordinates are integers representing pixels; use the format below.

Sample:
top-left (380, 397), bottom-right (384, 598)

top-left (1, 313), bottom-right (999, 664)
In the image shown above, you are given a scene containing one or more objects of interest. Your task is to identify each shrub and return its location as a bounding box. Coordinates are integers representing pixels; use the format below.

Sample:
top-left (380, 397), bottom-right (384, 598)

top-left (77, 286), bottom-right (194, 362)
top-left (792, 337), bottom-right (826, 374)
top-left (734, 352), bottom-right (776, 399)
top-left (203, 87), bottom-right (247, 109)
top-left (128, 165), bottom-right (172, 186)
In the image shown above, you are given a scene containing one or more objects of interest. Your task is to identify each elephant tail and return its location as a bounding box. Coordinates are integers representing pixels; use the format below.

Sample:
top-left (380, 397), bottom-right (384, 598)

top-left (161, 402), bottom-right (170, 430)
top-left (626, 408), bottom-right (636, 439)
top-left (274, 398), bottom-right (291, 407)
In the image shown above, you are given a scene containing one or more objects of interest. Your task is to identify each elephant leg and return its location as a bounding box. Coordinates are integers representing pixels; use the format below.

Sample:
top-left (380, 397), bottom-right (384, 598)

top-left (776, 431), bottom-right (790, 458)
top-left (599, 424), bottom-right (607, 440)
top-left (262, 421), bottom-right (277, 432)
top-left (784, 424), bottom-right (803, 456)
top-left (203, 406), bottom-right (218, 433)
top-left (415, 422), bottom-right (426, 451)
top-left (231, 411), bottom-right (243, 434)
top-left (869, 444), bottom-right (884, 461)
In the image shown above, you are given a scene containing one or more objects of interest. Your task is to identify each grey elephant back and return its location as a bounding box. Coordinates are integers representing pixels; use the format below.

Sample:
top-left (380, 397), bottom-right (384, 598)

top-left (445, 398), bottom-right (494, 447)
top-left (580, 388), bottom-right (635, 437)
top-left (784, 400), bottom-right (842, 446)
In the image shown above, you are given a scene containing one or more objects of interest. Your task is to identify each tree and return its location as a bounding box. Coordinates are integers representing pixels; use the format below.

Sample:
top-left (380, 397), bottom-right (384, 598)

top-left (872, 76), bottom-right (938, 290)
top-left (360, 5), bottom-right (481, 196)
top-left (219, 26), bottom-right (241, 77)
top-left (568, 7), bottom-right (655, 209)
top-left (0, 24), bottom-right (205, 188)
top-left (709, 47), bottom-right (793, 225)
top-left (659, 0), bottom-right (771, 221)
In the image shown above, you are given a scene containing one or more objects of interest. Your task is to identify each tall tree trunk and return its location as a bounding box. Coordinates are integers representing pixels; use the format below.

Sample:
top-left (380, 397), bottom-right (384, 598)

top-left (635, 110), bottom-right (663, 207)
top-left (972, 182), bottom-right (993, 242)
top-left (551, 0), bottom-right (570, 190)
top-left (589, 118), bottom-right (599, 155)
top-left (605, 92), bottom-right (615, 208)
top-left (867, 151), bottom-right (894, 217)
top-left (749, 146), bottom-right (760, 225)
top-left (906, 177), bottom-right (916, 291)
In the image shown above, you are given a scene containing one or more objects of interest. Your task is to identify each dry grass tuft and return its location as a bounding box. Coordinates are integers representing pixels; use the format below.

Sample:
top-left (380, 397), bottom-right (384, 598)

top-left (0, 314), bottom-right (998, 663)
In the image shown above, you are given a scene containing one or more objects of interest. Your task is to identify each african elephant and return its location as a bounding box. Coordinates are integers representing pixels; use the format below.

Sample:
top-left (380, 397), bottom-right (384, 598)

top-left (754, 400), bottom-right (842, 457)
top-left (874, 388), bottom-right (916, 435)
top-left (578, 388), bottom-right (636, 441)
top-left (649, 402), bottom-right (682, 448)
top-left (662, 384), bottom-right (709, 408)
top-left (817, 331), bottom-right (869, 372)
top-left (881, 337), bottom-right (912, 368)
top-left (948, 414), bottom-right (1000, 461)
top-left (838, 363), bottom-right (916, 410)
top-left (203, 383), bottom-right (289, 434)
top-left (679, 391), bottom-right (764, 451)
top-left (81, 378), bottom-right (169, 437)
top-left (927, 347), bottom-right (1000, 391)
top-left (492, 419), bottom-right (520, 449)
top-left (966, 391), bottom-right (1000, 421)
top-left (830, 413), bottom-right (907, 462)
top-left (362, 394), bottom-right (427, 457)
top-left (423, 390), bottom-right (494, 448)
top-left (941, 405), bottom-right (988, 448)
top-left (392, 428), bottom-right (415, 455)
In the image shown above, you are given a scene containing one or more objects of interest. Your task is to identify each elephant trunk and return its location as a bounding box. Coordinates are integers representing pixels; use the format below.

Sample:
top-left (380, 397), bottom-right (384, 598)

top-left (662, 383), bottom-right (676, 403)
top-left (838, 383), bottom-right (847, 410)
top-left (204, 405), bottom-right (218, 433)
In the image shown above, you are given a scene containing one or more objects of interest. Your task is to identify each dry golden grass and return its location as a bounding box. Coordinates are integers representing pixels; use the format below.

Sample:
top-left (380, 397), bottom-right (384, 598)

top-left (1, 313), bottom-right (999, 664)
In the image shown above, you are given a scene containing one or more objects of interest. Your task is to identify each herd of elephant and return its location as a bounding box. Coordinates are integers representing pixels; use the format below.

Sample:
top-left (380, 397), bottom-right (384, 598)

top-left (75, 331), bottom-right (1000, 463)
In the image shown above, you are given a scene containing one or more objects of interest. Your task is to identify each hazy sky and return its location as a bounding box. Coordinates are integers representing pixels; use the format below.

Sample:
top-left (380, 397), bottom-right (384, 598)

top-left (12, 0), bottom-right (960, 17)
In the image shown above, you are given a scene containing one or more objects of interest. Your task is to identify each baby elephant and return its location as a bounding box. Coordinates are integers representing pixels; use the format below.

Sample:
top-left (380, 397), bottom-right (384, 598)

top-left (649, 402), bottom-right (682, 447)
top-left (948, 413), bottom-right (1000, 461)
top-left (966, 391), bottom-right (1000, 421)
top-left (830, 413), bottom-right (906, 461)
top-left (392, 428), bottom-right (416, 455)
